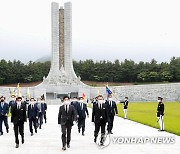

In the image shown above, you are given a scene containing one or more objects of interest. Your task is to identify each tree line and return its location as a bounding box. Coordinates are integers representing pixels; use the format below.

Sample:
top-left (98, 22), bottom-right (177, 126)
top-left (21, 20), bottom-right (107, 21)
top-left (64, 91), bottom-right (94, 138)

top-left (0, 57), bottom-right (179, 85)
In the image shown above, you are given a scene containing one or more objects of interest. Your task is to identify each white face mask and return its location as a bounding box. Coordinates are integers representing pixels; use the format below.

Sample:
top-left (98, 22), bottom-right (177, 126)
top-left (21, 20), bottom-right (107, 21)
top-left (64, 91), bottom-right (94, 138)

top-left (79, 100), bottom-right (84, 103)
top-left (12, 98), bottom-right (16, 101)
top-left (17, 101), bottom-right (21, 104)
top-left (98, 100), bottom-right (104, 104)
top-left (64, 100), bottom-right (70, 105)
top-left (158, 100), bottom-right (161, 103)
top-left (108, 98), bottom-right (112, 101)
top-left (125, 99), bottom-right (127, 101)
top-left (30, 101), bottom-right (35, 104)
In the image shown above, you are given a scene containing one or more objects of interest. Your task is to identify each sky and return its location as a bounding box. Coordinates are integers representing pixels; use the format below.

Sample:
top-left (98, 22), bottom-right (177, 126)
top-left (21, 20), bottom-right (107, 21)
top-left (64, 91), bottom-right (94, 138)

top-left (0, 0), bottom-right (180, 63)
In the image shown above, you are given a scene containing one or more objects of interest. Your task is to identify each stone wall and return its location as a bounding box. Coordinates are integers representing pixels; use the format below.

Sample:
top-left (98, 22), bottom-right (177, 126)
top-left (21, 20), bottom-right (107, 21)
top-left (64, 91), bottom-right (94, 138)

top-left (89, 83), bottom-right (180, 102)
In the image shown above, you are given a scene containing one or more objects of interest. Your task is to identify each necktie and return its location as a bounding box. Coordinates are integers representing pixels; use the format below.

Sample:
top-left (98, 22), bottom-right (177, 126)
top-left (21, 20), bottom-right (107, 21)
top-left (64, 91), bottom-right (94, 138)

top-left (32, 104), bottom-right (34, 109)
top-left (81, 103), bottom-right (83, 110)
top-left (65, 105), bottom-right (67, 113)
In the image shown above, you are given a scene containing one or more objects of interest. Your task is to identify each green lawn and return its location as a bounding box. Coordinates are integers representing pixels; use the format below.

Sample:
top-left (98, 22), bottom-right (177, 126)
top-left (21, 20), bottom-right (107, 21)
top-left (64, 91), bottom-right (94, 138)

top-left (117, 102), bottom-right (180, 136)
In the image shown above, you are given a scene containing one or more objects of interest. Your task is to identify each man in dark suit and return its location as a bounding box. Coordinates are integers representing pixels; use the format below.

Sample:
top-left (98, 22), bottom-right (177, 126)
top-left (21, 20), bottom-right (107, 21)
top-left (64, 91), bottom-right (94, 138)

top-left (92, 95), bottom-right (109, 146)
top-left (37, 98), bottom-right (44, 129)
top-left (27, 98), bottom-right (38, 136)
top-left (0, 96), bottom-right (9, 135)
top-left (70, 97), bottom-right (78, 112)
top-left (105, 94), bottom-right (118, 134)
top-left (11, 97), bottom-right (27, 148)
top-left (157, 96), bottom-right (165, 131)
top-left (120, 97), bottom-right (129, 119)
top-left (76, 97), bottom-right (89, 136)
top-left (58, 96), bottom-right (77, 151)
top-left (9, 95), bottom-right (16, 109)
top-left (43, 99), bottom-right (47, 124)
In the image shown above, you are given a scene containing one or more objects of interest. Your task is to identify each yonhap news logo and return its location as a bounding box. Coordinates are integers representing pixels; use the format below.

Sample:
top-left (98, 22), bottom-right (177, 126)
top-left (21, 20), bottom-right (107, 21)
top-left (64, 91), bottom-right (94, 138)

top-left (112, 136), bottom-right (175, 144)
top-left (96, 134), bottom-right (175, 148)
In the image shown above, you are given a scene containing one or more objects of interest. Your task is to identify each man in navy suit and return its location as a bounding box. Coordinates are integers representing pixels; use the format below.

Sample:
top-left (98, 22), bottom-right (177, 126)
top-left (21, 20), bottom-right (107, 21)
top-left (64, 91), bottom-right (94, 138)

top-left (37, 98), bottom-right (44, 129)
top-left (70, 97), bottom-right (78, 112)
top-left (9, 95), bottom-right (16, 108)
top-left (0, 96), bottom-right (9, 135)
top-left (27, 98), bottom-right (38, 136)
top-left (77, 97), bottom-right (89, 136)
top-left (105, 94), bottom-right (118, 134)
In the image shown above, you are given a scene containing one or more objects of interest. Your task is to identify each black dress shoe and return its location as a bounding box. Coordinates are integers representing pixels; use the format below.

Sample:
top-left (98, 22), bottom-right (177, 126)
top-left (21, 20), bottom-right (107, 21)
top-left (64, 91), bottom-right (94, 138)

top-left (22, 138), bottom-right (24, 144)
top-left (31, 133), bottom-right (33, 136)
top-left (6, 129), bottom-right (9, 133)
top-left (35, 129), bottom-right (37, 133)
top-left (62, 146), bottom-right (66, 151)
top-left (0, 132), bottom-right (3, 136)
top-left (78, 129), bottom-right (80, 133)
top-left (67, 144), bottom-right (70, 148)
top-left (82, 132), bottom-right (85, 136)
top-left (15, 144), bottom-right (19, 148)
top-left (94, 138), bottom-right (97, 143)
top-left (110, 131), bottom-right (113, 134)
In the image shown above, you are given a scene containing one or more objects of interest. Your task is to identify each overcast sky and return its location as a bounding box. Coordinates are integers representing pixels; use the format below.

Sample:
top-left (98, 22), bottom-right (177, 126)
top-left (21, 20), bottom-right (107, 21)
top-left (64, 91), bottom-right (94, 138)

top-left (0, 0), bottom-right (180, 63)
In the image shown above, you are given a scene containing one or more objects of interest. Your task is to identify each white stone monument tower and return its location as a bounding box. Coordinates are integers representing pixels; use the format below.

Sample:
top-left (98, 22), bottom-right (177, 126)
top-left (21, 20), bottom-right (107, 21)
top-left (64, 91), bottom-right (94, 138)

top-left (36, 2), bottom-right (88, 100)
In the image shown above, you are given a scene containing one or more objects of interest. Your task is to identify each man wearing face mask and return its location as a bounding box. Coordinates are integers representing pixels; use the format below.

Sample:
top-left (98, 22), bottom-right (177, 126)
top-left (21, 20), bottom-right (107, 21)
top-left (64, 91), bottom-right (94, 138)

top-left (105, 94), bottom-right (118, 134)
top-left (76, 96), bottom-right (89, 136)
top-left (120, 97), bottom-right (129, 119)
top-left (58, 96), bottom-right (77, 151)
top-left (157, 96), bottom-right (165, 131)
top-left (0, 96), bottom-right (9, 136)
top-left (27, 98), bottom-right (38, 136)
top-left (37, 98), bottom-right (45, 129)
top-left (11, 97), bottom-right (27, 148)
top-left (9, 95), bottom-right (16, 109)
top-left (92, 95), bottom-right (109, 146)
top-left (70, 97), bottom-right (78, 113)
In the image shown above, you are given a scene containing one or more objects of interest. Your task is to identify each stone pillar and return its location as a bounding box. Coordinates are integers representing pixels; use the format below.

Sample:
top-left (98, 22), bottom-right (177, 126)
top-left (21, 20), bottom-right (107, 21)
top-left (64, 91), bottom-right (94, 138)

top-left (50, 2), bottom-right (59, 72)
top-left (64, 2), bottom-right (77, 78)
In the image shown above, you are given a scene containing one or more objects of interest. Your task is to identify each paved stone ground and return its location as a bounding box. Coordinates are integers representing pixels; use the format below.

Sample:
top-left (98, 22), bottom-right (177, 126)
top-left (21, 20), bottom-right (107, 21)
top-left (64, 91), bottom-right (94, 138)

top-left (0, 105), bottom-right (179, 154)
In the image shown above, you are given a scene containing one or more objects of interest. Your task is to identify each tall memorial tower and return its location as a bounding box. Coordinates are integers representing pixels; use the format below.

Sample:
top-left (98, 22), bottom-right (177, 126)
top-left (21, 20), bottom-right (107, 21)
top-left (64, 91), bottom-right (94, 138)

top-left (38, 2), bottom-right (88, 100)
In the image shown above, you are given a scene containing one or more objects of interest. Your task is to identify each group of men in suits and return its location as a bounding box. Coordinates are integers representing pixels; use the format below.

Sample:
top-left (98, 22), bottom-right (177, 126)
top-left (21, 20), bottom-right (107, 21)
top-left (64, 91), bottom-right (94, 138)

top-left (0, 95), bottom-right (47, 148)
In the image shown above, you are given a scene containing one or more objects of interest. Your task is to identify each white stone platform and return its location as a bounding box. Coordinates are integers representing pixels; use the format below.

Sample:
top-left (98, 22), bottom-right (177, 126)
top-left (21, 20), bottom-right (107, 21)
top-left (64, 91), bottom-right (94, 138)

top-left (0, 105), bottom-right (179, 154)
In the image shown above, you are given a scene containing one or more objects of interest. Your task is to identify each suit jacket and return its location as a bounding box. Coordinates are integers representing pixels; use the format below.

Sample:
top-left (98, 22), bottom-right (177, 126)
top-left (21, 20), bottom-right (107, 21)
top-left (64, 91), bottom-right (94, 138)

top-left (9, 100), bottom-right (16, 107)
top-left (105, 100), bottom-right (118, 116)
top-left (77, 103), bottom-right (89, 119)
top-left (11, 103), bottom-right (27, 124)
top-left (92, 103), bottom-right (109, 123)
top-left (71, 101), bottom-right (78, 111)
top-left (27, 104), bottom-right (38, 119)
top-left (44, 103), bottom-right (47, 111)
top-left (58, 105), bottom-right (77, 126)
top-left (157, 102), bottom-right (164, 116)
top-left (120, 100), bottom-right (129, 109)
top-left (37, 103), bottom-right (45, 115)
top-left (0, 102), bottom-right (9, 117)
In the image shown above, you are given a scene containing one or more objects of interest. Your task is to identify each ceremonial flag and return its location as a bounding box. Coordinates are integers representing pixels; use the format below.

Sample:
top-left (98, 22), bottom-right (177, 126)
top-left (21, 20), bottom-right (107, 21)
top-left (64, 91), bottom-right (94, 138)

top-left (27, 87), bottom-right (31, 99)
top-left (106, 83), bottom-right (112, 95)
top-left (17, 83), bottom-right (22, 97)
top-left (82, 93), bottom-right (86, 98)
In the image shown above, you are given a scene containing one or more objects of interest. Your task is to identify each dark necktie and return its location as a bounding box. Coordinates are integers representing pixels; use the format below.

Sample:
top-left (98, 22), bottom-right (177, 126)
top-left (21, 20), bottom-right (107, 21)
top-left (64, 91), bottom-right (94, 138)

top-left (65, 105), bottom-right (67, 113)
